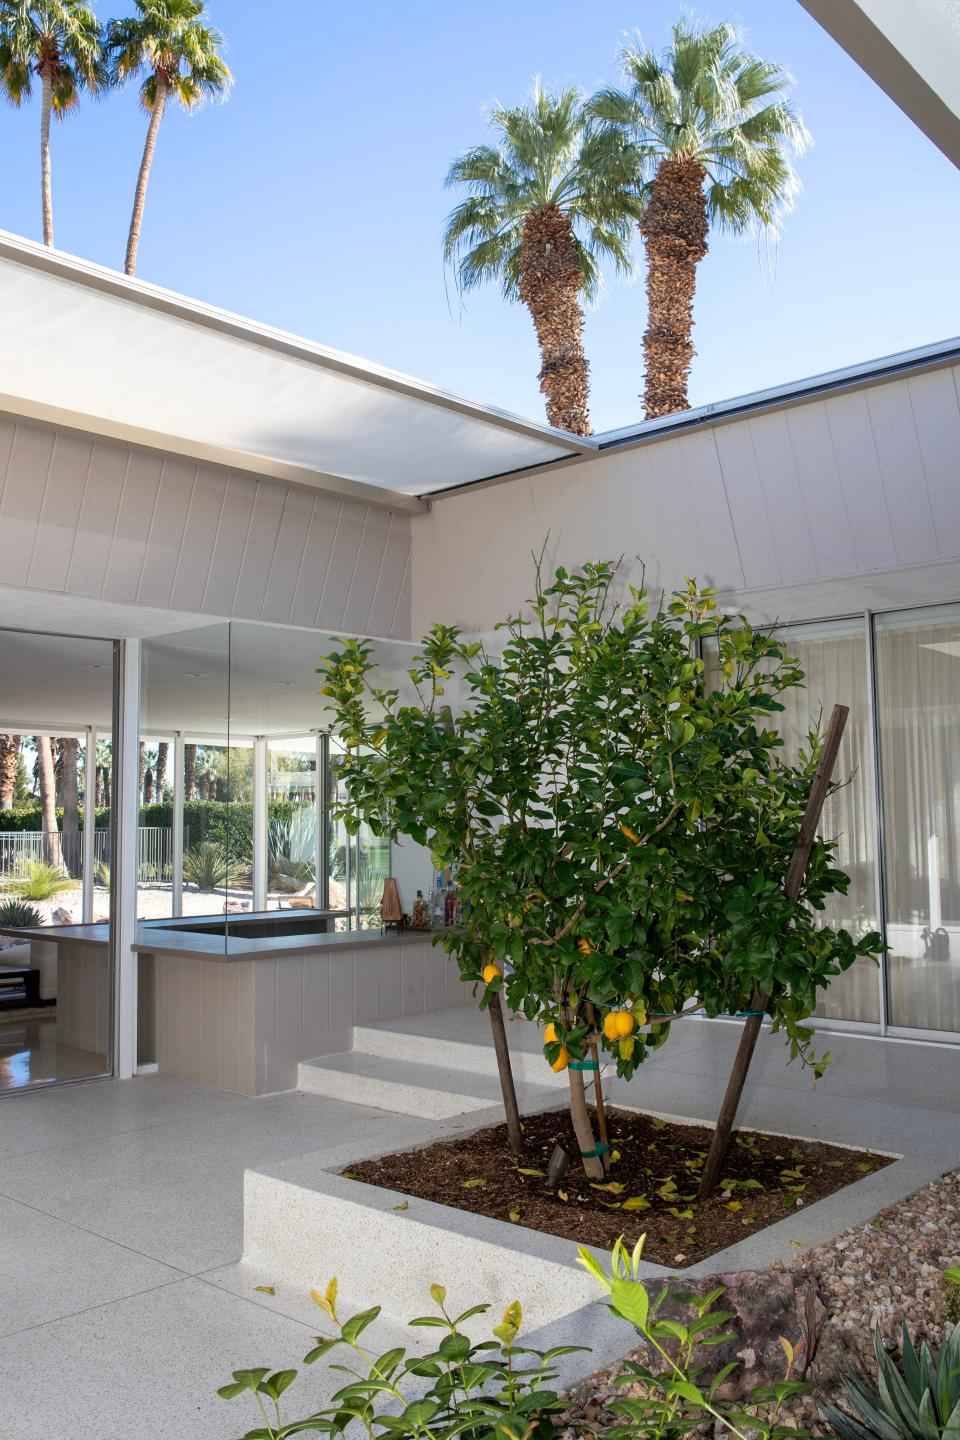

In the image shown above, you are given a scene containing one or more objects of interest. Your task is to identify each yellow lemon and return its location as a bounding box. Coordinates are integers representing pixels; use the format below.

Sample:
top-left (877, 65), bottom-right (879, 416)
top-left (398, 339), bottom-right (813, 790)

top-left (614, 1011), bottom-right (636, 1039)
top-left (543, 1022), bottom-right (558, 1045)
top-left (550, 1045), bottom-right (570, 1073)
top-left (482, 963), bottom-right (501, 985)
top-left (602, 1012), bottom-right (621, 1042)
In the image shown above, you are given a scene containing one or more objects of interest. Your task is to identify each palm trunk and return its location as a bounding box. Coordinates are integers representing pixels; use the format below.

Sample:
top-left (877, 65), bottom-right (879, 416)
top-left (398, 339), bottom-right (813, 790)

top-left (0, 734), bottom-right (21, 810)
top-left (518, 205), bottom-right (591, 436)
top-left (125, 81), bottom-right (168, 276)
top-left (36, 737), bottom-right (62, 868)
top-left (155, 741), bottom-right (168, 797)
top-left (641, 158), bottom-right (709, 420)
top-left (59, 739), bottom-right (80, 877)
top-left (40, 68), bottom-right (54, 246)
top-left (184, 743), bottom-right (197, 801)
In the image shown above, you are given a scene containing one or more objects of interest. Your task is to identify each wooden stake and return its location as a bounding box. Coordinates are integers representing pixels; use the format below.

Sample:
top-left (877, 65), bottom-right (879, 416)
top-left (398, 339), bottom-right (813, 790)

top-left (698, 705), bottom-right (849, 1200)
top-left (487, 989), bottom-right (524, 1157)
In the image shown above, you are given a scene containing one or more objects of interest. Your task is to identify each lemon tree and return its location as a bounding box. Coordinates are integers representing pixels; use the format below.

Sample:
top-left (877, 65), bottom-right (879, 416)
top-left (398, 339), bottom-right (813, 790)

top-left (319, 560), bottom-right (880, 1179)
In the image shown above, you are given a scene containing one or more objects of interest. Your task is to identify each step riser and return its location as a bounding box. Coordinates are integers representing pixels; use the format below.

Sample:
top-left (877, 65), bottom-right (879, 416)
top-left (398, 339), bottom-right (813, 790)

top-left (298, 1065), bottom-right (498, 1118)
top-left (351, 1023), bottom-right (569, 1087)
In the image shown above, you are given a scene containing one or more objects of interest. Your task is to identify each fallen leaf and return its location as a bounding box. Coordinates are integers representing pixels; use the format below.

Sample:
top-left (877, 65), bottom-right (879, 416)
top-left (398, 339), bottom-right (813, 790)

top-left (724, 1200), bottom-right (742, 1212)
top-left (557, 1189), bottom-right (568, 1202)
top-left (508, 1205), bottom-right (522, 1222)
top-left (590, 1181), bottom-right (626, 1195)
top-left (392, 1200), bottom-right (410, 1211)
top-left (517, 1168), bottom-right (545, 1178)
top-left (254, 1285), bottom-right (276, 1295)
top-left (462, 1178), bottom-right (487, 1189)
top-left (622, 1195), bottom-right (651, 1212)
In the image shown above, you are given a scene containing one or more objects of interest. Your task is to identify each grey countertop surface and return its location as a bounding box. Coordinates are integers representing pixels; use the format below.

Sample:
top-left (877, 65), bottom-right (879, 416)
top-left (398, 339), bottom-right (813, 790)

top-left (0, 912), bottom-right (443, 963)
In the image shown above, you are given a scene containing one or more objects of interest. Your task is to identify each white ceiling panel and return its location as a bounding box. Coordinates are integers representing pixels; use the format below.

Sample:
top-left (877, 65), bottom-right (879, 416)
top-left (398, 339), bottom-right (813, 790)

top-left (0, 233), bottom-right (588, 503)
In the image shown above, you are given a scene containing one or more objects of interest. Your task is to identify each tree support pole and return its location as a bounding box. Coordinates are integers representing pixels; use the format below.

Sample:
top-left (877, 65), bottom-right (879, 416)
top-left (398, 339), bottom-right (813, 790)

top-left (698, 704), bottom-right (849, 1200)
top-left (487, 989), bottom-right (524, 1157)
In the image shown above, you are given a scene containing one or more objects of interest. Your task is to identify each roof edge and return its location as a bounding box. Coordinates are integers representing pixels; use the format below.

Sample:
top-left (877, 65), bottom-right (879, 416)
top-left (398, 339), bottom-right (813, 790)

top-left (595, 336), bottom-right (960, 452)
top-left (0, 229), bottom-right (595, 460)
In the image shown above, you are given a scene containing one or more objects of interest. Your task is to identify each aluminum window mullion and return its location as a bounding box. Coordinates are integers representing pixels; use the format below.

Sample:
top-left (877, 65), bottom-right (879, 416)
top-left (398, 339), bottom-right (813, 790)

top-left (864, 610), bottom-right (890, 1036)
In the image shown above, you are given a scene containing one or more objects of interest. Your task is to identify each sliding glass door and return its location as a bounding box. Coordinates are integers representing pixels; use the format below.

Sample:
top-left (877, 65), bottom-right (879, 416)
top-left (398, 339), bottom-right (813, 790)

top-left (875, 605), bottom-right (960, 1036)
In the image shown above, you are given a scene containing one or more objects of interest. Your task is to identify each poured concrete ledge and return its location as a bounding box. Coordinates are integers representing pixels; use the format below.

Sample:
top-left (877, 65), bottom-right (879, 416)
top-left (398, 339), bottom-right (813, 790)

top-left (232, 1095), bottom-right (942, 1368)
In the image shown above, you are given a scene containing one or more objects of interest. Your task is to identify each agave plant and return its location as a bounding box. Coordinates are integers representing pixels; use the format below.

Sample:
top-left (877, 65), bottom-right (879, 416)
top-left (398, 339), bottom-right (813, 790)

top-left (7, 859), bottom-right (74, 901)
top-left (182, 840), bottom-right (232, 891)
top-left (823, 1323), bottom-right (960, 1440)
top-left (268, 809), bottom-right (316, 893)
top-left (0, 897), bottom-right (44, 928)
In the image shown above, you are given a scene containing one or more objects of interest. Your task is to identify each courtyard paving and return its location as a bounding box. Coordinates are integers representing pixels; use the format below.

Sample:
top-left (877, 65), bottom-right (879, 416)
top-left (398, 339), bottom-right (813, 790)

top-left (1, 1011), bottom-right (959, 1438)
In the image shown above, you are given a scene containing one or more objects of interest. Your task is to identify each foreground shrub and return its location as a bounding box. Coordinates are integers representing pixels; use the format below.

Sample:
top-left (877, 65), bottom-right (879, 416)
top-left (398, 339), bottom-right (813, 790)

top-left (823, 1321), bottom-right (960, 1440)
top-left (217, 1243), bottom-right (809, 1440)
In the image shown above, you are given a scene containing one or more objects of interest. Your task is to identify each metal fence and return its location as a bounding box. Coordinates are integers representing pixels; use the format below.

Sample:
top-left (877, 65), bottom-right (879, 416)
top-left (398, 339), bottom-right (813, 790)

top-left (0, 827), bottom-right (175, 886)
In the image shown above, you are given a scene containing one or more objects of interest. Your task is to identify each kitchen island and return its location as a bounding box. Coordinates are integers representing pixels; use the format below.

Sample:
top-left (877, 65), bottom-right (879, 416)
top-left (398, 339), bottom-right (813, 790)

top-left (0, 912), bottom-right (469, 1095)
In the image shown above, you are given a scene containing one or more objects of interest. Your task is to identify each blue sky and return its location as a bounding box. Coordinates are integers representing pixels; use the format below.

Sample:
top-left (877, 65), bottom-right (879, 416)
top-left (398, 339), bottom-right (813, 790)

top-left (3, 0), bottom-right (960, 434)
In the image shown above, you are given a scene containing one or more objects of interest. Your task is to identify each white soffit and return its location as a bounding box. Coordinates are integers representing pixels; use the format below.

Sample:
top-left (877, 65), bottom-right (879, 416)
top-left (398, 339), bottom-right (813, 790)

top-left (798, 0), bottom-right (960, 166)
top-left (0, 232), bottom-right (590, 507)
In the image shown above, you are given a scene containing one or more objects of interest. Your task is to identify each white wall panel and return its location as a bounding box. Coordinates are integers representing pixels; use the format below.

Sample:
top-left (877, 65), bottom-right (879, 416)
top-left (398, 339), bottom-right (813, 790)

top-left (907, 367), bottom-right (960, 546)
top-left (864, 381), bottom-right (939, 566)
top-left (824, 392), bottom-right (898, 572)
top-left (0, 414), bottom-right (413, 639)
top-left (712, 422), bottom-right (780, 588)
top-left (136, 457), bottom-right (197, 609)
top-left (101, 449), bottom-right (164, 603)
top-left (411, 362), bottom-right (960, 633)
top-left (27, 431), bottom-right (91, 594)
top-left (784, 404), bottom-right (857, 576)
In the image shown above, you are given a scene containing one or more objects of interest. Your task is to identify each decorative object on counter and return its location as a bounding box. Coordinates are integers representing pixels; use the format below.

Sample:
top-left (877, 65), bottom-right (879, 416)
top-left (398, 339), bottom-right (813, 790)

top-left (380, 878), bottom-right (406, 933)
top-left (410, 889), bottom-right (430, 930)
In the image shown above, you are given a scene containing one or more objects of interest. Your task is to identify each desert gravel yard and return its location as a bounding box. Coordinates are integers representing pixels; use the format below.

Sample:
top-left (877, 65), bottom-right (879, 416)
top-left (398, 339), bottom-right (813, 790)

top-left (555, 1167), bottom-right (960, 1434)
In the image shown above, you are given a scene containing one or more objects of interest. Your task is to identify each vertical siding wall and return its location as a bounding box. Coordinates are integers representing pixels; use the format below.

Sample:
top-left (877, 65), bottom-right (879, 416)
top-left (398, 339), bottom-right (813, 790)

top-left (0, 414), bottom-right (413, 639)
top-left (410, 363), bottom-right (960, 632)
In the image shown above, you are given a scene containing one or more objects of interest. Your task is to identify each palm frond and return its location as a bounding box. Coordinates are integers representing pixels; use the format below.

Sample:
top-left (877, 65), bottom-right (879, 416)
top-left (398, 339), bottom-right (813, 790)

top-left (105, 0), bottom-right (231, 111)
top-left (443, 79), bottom-right (642, 302)
top-left (596, 17), bottom-right (806, 235)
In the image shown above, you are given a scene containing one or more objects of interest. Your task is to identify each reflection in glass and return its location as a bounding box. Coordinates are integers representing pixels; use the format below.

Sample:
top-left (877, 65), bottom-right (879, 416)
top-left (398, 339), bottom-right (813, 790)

top-left (0, 629), bottom-right (115, 1089)
top-left (705, 619), bottom-right (880, 1025)
top-left (769, 621), bottom-right (880, 1024)
top-left (267, 737), bottom-right (319, 910)
top-left (876, 605), bottom-right (960, 1034)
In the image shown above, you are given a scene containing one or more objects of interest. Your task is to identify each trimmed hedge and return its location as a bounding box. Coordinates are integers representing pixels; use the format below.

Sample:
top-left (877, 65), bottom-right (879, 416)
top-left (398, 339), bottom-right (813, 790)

top-left (0, 806), bottom-right (112, 832)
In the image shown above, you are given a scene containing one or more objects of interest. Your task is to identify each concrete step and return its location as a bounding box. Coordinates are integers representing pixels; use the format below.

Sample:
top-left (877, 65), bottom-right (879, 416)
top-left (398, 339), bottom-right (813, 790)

top-left (297, 1049), bottom-right (559, 1118)
top-left (351, 1013), bottom-right (568, 1087)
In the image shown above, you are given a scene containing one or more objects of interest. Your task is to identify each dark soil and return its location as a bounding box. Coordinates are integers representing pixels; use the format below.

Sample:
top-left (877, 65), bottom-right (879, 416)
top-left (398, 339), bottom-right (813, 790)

top-left (343, 1108), bottom-right (892, 1267)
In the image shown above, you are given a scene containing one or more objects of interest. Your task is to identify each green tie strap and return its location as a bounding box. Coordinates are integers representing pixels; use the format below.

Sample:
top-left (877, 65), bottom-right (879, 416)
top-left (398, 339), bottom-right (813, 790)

top-left (568, 1058), bottom-right (599, 1071)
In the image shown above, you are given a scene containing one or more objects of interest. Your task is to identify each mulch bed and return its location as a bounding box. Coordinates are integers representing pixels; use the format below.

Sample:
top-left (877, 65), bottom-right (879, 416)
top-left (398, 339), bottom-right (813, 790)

top-left (343, 1107), bottom-right (892, 1267)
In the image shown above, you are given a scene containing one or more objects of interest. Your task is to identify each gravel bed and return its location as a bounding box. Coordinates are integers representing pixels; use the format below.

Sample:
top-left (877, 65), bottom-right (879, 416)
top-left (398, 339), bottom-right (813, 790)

top-left (554, 1168), bottom-right (960, 1436)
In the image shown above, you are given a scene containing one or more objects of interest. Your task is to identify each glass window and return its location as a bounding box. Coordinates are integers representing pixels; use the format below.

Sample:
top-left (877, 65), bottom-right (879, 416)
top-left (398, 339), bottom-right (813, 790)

top-left (706, 617), bottom-right (880, 1024)
top-left (267, 737), bottom-right (319, 911)
top-left (875, 604), bottom-right (960, 1034)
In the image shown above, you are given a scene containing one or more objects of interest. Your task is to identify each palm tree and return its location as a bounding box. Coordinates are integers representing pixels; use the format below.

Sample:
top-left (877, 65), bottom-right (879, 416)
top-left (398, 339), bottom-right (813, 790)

top-left (34, 736), bottom-right (61, 867)
top-left (591, 21), bottom-right (807, 420)
top-left (0, 734), bottom-right (21, 810)
top-left (443, 83), bottom-right (642, 436)
top-left (105, 0), bottom-right (231, 276)
top-left (0, 1), bottom-right (105, 246)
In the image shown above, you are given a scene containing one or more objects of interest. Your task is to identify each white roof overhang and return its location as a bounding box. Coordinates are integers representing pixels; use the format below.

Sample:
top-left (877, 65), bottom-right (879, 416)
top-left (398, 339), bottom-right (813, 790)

top-left (798, 0), bottom-right (960, 167)
top-left (0, 232), bottom-right (593, 513)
